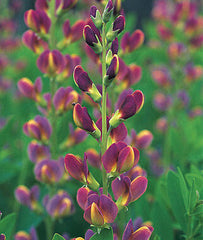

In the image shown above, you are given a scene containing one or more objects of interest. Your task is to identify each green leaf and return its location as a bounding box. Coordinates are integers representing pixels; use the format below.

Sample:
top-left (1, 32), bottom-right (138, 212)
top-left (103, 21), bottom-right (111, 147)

top-left (167, 171), bottom-right (187, 232)
top-left (52, 233), bottom-right (65, 240)
top-left (0, 213), bottom-right (16, 240)
top-left (151, 202), bottom-right (173, 240)
top-left (90, 228), bottom-right (113, 240)
top-left (188, 179), bottom-right (197, 213)
top-left (177, 167), bottom-right (189, 210)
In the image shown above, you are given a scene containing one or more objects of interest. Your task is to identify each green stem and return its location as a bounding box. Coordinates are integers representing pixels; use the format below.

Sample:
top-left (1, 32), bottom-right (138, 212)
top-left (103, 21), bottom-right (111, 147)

top-left (101, 23), bottom-right (108, 195)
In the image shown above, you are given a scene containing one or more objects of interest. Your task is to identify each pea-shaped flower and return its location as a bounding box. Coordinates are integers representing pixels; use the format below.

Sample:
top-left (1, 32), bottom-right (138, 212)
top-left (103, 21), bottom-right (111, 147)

top-left (37, 50), bottom-right (65, 77)
top-left (84, 194), bottom-right (118, 227)
top-left (34, 159), bottom-right (63, 184)
top-left (112, 175), bottom-right (148, 208)
top-left (18, 77), bottom-right (42, 102)
top-left (109, 90), bottom-right (144, 128)
top-left (121, 30), bottom-right (144, 53)
top-left (23, 115), bottom-right (52, 142)
top-left (122, 219), bottom-right (153, 240)
top-left (53, 87), bottom-right (80, 114)
top-left (64, 153), bottom-right (99, 190)
top-left (24, 9), bottom-right (51, 34)
top-left (15, 185), bottom-right (40, 211)
top-left (102, 141), bottom-right (140, 175)
top-left (74, 66), bottom-right (101, 103)
top-left (22, 30), bottom-right (48, 54)
top-left (43, 190), bottom-right (74, 218)
top-left (73, 103), bottom-right (101, 139)
top-left (28, 141), bottom-right (50, 163)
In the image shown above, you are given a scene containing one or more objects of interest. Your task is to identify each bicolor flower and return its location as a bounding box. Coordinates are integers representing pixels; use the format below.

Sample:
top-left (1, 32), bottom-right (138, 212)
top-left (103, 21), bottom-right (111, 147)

top-left (104, 55), bottom-right (119, 86)
top-left (35, 0), bottom-right (48, 12)
top-left (74, 66), bottom-right (101, 103)
top-left (34, 159), bottom-right (63, 184)
top-left (151, 67), bottom-right (172, 87)
top-left (76, 187), bottom-right (92, 210)
top-left (15, 228), bottom-right (38, 240)
top-left (53, 87), bottom-right (80, 114)
top-left (59, 54), bottom-right (81, 80)
top-left (84, 193), bottom-right (118, 226)
top-left (121, 30), bottom-right (144, 53)
top-left (18, 77), bottom-right (42, 102)
top-left (22, 30), bottom-right (48, 54)
top-left (122, 219), bottom-right (153, 240)
top-left (109, 90), bottom-right (144, 128)
top-left (62, 0), bottom-right (78, 10)
top-left (112, 175), bottom-right (148, 207)
top-left (60, 124), bottom-right (87, 149)
top-left (125, 165), bottom-right (147, 181)
top-left (106, 15), bottom-right (125, 42)
top-left (23, 115), bottom-right (52, 142)
top-left (15, 185), bottom-right (40, 211)
top-left (64, 153), bottom-right (99, 190)
top-left (102, 141), bottom-right (140, 175)
top-left (28, 141), bottom-right (50, 163)
top-left (37, 50), bottom-right (65, 76)
top-left (90, 6), bottom-right (102, 29)
top-left (73, 103), bottom-right (101, 139)
top-left (83, 25), bottom-right (102, 54)
top-left (43, 190), bottom-right (74, 218)
top-left (117, 64), bottom-right (142, 89)
top-left (62, 20), bottom-right (86, 44)
top-left (24, 10), bottom-right (51, 34)
top-left (131, 130), bottom-right (153, 149)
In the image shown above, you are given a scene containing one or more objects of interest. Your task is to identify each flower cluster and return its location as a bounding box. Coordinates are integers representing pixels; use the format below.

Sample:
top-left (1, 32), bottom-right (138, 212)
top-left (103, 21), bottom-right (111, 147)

top-left (63, 0), bottom-right (153, 239)
top-left (15, 0), bottom-right (89, 238)
top-left (148, 0), bottom-right (203, 173)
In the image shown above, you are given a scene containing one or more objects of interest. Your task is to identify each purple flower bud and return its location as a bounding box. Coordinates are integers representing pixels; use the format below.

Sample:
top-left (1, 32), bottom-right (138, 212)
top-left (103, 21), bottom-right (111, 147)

top-left (153, 92), bottom-right (172, 111)
top-left (105, 55), bottom-right (119, 84)
top-left (113, 15), bottom-right (125, 34)
top-left (111, 38), bottom-right (119, 55)
top-left (86, 149), bottom-right (101, 169)
top-left (73, 103), bottom-right (101, 138)
top-left (83, 25), bottom-right (98, 47)
top-left (90, 6), bottom-right (97, 18)
top-left (64, 154), bottom-right (99, 190)
top-left (35, 0), bottom-right (48, 12)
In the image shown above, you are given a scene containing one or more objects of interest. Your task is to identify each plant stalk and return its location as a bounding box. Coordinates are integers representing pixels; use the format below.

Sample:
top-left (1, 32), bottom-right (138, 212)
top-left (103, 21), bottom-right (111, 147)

top-left (101, 23), bottom-right (108, 195)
